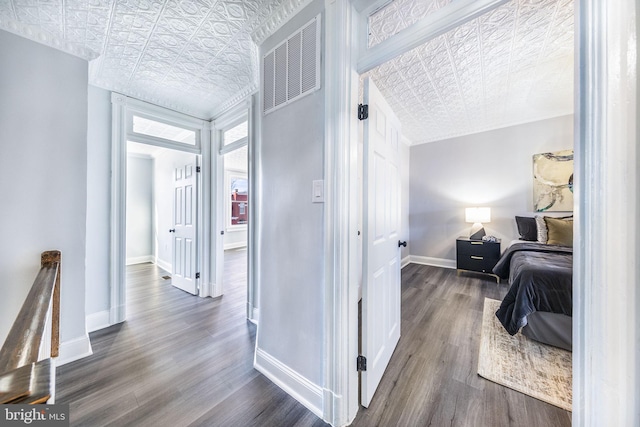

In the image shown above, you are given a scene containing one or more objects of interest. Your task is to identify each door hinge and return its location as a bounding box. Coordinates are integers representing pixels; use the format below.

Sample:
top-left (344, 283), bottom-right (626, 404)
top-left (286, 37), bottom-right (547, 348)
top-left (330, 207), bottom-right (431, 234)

top-left (196, 166), bottom-right (201, 173)
top-left (357, 355), bottom-right (367, 371)
top-left (358, 104), bottom-right (369, 120)
top-left (195, 272), bottom-right (200, 279)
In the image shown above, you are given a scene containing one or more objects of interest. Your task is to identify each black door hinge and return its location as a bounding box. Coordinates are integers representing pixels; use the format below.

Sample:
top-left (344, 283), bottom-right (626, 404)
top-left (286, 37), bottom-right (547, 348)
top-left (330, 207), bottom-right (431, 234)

top-left (358, 104), bottom-right (369, 120)
top-left (196, 166), bottom-right (201, 173)
top-left (195, 272), bottom-right (200, 279)
top-left (357, 355), bottom-right (367, 371)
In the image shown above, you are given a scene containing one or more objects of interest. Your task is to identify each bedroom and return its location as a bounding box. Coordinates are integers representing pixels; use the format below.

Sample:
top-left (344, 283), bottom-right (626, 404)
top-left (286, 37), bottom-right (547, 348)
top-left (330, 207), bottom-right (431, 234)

top-left (0, 0), bottom-right (636, 426)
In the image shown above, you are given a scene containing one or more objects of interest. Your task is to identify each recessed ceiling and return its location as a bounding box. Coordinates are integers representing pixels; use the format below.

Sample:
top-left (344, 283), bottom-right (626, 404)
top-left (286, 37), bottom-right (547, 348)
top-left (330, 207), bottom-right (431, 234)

top-left (0, 0), bottom-right (573, 142)
top-left (366, 0), bottom-right (574, 145)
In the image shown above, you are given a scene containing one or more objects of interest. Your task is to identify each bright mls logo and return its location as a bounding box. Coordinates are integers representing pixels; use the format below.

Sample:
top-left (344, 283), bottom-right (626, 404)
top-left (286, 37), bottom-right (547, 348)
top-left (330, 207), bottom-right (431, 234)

top-left (1, 405), bottom-right (69, 426)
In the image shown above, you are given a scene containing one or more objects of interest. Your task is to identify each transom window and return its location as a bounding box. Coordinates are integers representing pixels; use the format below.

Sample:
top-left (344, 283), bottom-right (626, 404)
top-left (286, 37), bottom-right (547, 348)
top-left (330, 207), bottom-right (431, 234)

top-left (132, 115), bottom-right (196, 145)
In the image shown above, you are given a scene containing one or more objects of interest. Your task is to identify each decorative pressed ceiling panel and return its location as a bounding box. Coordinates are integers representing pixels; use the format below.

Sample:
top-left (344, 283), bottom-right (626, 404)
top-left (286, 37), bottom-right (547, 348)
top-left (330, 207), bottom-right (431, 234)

top-left (0, 0), bottom-right (573, 140)
top-left (0, 0), bottom-right (312, 118)
top-left (366, 0), bottom-right (574, 145)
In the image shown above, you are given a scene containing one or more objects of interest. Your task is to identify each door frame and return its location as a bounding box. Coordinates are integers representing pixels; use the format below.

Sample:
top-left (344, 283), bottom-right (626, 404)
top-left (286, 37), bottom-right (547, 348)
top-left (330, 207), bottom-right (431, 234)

top-left (110, 93), bottom-right (210, 324)
top-left (211, 97), bottom-right (257, 323)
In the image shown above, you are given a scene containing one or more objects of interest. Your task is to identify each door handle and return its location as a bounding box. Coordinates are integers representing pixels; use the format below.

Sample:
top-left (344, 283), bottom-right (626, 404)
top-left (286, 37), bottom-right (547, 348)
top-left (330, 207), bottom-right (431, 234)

top-left (169, 229), bottom-right (175, 233)
top-left (398, 240), bottom-right (407, 248)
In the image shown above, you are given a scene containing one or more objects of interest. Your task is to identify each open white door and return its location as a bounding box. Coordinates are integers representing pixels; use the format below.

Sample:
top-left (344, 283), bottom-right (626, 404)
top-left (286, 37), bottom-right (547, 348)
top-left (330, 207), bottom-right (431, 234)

top-left (172, 158), bottom-right (198, 295)
top-left (361, 77), bottom-right (402, 407)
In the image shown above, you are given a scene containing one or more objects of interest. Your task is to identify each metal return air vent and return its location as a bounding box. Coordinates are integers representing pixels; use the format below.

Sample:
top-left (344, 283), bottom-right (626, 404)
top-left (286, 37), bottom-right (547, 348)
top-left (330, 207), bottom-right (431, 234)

top-left (262, 15), bottom-right (321, 115)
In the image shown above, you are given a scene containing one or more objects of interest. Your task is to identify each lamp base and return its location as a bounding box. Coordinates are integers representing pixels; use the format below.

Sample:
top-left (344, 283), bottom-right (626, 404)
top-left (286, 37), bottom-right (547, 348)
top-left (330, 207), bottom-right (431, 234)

top-left (469, 223), bottom-right (486, 240)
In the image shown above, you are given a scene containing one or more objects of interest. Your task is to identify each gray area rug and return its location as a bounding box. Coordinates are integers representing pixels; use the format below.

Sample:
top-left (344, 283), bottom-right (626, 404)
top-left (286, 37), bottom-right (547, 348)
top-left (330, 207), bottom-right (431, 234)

top-left (478, 298), bottom-right (572, 411)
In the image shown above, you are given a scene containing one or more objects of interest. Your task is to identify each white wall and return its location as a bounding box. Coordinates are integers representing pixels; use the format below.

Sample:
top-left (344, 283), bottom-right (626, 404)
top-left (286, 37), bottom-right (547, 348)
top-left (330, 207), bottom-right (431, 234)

top-left (126, 154), bottom-right (154, 263)
top-left (85, 85), bottom-right (112, 332)
top-left (255, 0), bottom-right (325, 413)
top-left (409, 115), bottom-right (573, 262)
top-left (0, 30), bottom-right (89, 357)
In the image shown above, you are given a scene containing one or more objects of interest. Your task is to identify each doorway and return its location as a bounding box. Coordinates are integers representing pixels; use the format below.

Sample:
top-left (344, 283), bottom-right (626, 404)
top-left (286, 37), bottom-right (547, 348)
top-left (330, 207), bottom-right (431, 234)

top-left (110, 94), bottom-right (207, 324)
top-left (126, 142), bottom-right (201, 296)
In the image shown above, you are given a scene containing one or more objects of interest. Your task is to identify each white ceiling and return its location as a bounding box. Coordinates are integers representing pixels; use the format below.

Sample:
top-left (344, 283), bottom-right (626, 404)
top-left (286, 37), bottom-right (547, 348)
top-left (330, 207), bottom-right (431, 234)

top-left (366, 0), bottom-right (574, 144)
top-left (0, 0), bottom-right (574, 144)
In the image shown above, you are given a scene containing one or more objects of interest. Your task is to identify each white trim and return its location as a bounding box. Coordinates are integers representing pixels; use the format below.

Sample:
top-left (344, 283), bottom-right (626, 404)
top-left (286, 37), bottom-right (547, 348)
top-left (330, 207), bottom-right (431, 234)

top-left (254, 348), bottom-right (323, 418)
top-left (409, 256), bottom-right (456, 270)
top-left (251, 0), bottom-right (316, 45)
top-left (155, 257), bottom-right (172, 273)
top-left (125, 255), bottom-right (154, 265)
top-left (86, 310), bottom-right (110, 333)
top-left (401, 256), bottom-right (411, 269)
top-left (224, 242), bottom-right (247, 251)
top-left (0, 16), bottom-right (99, 60)
top-left (324, 1), bottom-right (360, 426)
top-left (56, 335), bottom-right (93, 366)
top-left (247, 306), bottom-right (259, 325)
top-left (574, 1), bottom-right (639, 425)
top-left (357, 0), bottom-right (509, 74)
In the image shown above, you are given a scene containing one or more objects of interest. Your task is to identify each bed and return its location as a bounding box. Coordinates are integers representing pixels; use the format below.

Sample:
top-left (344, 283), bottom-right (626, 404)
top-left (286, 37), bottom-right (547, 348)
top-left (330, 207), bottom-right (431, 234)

top-left (492, 216), bottom-right (574, 351)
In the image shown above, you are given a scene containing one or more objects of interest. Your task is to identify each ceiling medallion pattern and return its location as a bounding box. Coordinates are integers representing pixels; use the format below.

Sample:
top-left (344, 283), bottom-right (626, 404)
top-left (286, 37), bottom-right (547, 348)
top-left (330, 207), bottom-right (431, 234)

top-left (368, 0), bottom-right (574, 145)
top-left (0, 0), bottom-right (309, 119)
top-left (368, 0), bottom-right (453, 48)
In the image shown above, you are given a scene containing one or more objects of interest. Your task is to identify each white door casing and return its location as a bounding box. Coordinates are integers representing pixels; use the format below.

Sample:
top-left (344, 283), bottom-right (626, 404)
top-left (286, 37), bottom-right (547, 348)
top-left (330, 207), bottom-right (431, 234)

top-left (361, 77), bottom-right (402, 407)
top-left (172, 158), bottom-right (198, 295)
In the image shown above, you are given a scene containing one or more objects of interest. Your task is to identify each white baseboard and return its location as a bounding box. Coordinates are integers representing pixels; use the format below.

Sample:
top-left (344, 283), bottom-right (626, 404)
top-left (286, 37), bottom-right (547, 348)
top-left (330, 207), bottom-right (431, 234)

top-left (86, 310), bottom-right (110, 333)
top-left (56, 334), bottom-right (93, 366)
top-left (401, 255), bottom-right (411, 269)
top-left (126, 255), bottom-right (154, 265)
top-left (254, 348), bottom-right (323, 418)
top-left (224, 242), bottom-right (247, 250)
top-left (248, 305), bottom-right (259, 325)
top-left (155, 257), bottom-right (172, 273)
top-left (409, 255), bottom-right (456, 269)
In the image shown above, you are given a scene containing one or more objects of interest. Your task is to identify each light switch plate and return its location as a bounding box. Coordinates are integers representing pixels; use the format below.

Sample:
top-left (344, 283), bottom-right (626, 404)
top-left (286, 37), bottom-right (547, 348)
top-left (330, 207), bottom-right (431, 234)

top-left (312, 179), bottom-right (324, 203)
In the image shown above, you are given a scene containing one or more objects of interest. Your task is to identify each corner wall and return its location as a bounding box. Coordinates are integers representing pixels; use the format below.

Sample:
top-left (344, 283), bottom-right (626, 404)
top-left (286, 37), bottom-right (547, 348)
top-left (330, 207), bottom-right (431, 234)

top-left (409, 115), bottom-right (573, 264)
top-left (0, 30), bottom-right (90, 361)
top-left (255, 0), bottom-right (325, 416)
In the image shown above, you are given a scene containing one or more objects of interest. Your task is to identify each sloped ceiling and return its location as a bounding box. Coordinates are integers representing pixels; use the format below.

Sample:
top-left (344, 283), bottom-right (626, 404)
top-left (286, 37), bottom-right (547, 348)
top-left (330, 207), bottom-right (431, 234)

top-left (366, 0), bottom-right (574, 144)
top-left (0, 0), bottom-right (574, 141)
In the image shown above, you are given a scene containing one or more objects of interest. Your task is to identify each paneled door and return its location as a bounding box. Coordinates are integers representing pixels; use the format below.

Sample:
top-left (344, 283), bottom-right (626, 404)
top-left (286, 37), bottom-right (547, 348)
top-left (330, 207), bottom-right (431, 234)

top-left (172, 159), bottom-right (198, 295)
top-left (361, 77), bottom-right (402, 407)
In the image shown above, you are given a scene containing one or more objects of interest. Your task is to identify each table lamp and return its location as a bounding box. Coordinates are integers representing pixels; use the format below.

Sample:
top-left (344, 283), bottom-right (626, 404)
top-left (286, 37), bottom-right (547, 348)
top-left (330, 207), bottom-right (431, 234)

top-left (465, 207), bottom-right (491, 240)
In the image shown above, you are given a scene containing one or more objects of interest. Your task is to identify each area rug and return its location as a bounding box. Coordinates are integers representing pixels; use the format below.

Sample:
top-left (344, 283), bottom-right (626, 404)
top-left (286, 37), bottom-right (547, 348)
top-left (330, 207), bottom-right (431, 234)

top-left (478, 298), bottom-right (572, 411)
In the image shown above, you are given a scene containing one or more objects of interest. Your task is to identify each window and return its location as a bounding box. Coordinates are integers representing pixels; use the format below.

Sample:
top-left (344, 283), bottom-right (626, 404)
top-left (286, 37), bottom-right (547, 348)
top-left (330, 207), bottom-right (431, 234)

top-left (132, 115), bottom-right (197, 145)
top-left (223, 121), bottom-right (248, 146)
top-left (227, 172), bottom-right (248, 227)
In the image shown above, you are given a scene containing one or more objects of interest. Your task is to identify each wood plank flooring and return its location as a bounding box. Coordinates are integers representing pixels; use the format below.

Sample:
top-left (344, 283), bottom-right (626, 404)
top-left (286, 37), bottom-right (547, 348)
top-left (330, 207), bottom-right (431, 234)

top-left (57, 258), bottom-right (571, 427)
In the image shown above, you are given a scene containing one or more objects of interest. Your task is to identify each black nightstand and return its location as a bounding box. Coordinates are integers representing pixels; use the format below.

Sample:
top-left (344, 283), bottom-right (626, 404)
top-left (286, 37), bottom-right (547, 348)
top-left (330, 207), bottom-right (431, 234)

top-left (456, 237), bottom-right (501, 282)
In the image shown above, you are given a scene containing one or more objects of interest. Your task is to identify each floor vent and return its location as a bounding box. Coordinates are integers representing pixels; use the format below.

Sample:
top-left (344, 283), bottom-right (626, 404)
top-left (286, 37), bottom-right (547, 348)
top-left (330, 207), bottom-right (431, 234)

top-left (262, 14), bottom-right (321, 115)
top-left (162, 275), bottom-right (171, 280)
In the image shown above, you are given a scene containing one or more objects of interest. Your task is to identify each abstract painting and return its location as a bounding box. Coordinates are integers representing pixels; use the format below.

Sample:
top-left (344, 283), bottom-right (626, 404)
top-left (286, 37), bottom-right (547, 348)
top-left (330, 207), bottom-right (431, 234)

top-left (533, 149), bottom-right (574, 212)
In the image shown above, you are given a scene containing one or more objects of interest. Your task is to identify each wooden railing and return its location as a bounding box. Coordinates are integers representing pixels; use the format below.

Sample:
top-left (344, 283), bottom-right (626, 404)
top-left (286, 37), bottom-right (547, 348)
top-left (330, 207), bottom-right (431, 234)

top-left (0, 250), bottom-right (60, 404)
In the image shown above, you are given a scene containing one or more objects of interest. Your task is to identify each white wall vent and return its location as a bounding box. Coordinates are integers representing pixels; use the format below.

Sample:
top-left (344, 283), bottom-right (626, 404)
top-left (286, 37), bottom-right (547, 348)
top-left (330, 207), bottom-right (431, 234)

top-left (262, 15), bottom-right (321, 115)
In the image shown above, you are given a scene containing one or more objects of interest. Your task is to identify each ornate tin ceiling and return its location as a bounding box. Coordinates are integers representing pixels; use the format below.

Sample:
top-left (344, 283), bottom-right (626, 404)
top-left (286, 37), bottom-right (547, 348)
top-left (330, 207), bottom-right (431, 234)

top-left (0, 0), bottom-right (574, 142)
top-left (0, 0), bottom-right (312, 118)
top-left (366, 0), bottom-right (574, 144)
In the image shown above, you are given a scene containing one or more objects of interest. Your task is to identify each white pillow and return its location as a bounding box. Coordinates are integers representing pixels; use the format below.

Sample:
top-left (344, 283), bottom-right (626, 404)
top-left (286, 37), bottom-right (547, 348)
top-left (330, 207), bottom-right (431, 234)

top-left (535, 215), bottom-right (548, 243)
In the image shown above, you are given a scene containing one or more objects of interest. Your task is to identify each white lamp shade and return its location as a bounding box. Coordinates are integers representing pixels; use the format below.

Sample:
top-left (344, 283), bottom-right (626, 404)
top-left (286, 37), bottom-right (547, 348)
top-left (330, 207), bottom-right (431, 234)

top-left (465, 207), bottom-right (491, 224)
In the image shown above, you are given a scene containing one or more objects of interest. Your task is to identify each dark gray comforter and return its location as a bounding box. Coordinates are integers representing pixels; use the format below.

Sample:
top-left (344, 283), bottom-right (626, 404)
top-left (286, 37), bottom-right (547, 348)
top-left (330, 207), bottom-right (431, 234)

top-left (493, 242), bottom-right (573, 335)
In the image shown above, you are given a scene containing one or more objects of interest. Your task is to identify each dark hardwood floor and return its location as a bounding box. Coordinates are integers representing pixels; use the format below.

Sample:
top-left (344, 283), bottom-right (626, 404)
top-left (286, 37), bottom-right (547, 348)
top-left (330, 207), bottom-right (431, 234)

top-left (57, 257), bottom-right (571, 427)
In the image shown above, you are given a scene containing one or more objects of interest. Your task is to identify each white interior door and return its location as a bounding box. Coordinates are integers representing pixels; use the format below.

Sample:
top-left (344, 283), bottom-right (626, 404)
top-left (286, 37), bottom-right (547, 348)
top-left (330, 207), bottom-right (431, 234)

top-left (172, 158), bottom-right (198, 295)
top-left (361, 77), bottom-right (402, 407)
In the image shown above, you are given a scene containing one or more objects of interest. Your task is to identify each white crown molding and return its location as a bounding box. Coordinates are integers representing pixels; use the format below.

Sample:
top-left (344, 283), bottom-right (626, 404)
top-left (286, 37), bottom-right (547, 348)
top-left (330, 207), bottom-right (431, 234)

top-left (251, 0), bottom-right (315, 45)
top-left (0, 17), bottom-right (99, 60)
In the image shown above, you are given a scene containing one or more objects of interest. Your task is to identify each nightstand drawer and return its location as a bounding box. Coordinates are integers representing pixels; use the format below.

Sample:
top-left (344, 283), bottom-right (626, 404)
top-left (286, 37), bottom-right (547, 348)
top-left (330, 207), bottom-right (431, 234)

top-left (456, 239), bottom-right (499, 257)
top-left (457, 254), bottom-right (499, 273)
